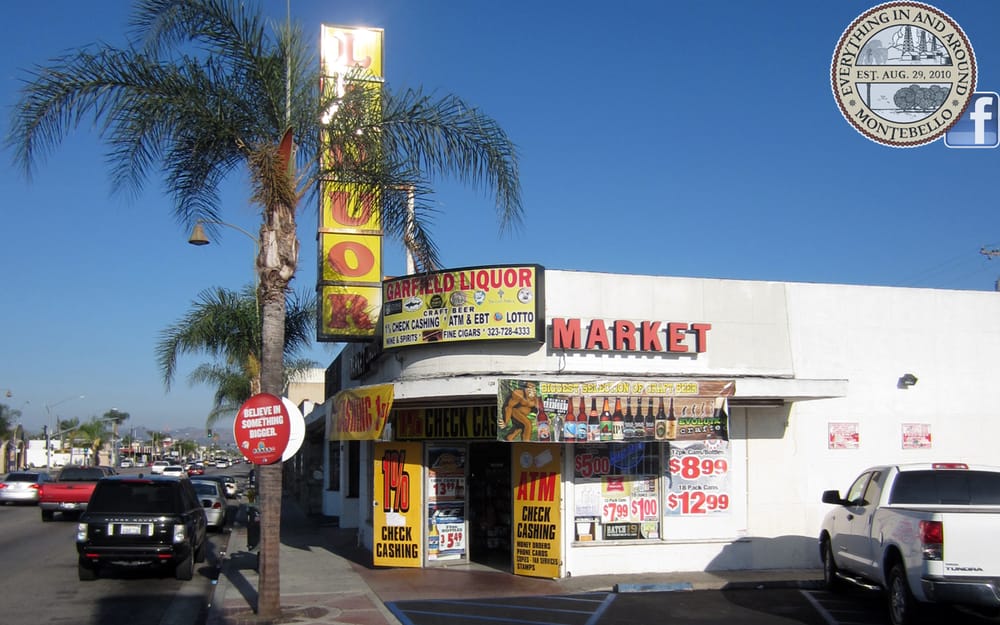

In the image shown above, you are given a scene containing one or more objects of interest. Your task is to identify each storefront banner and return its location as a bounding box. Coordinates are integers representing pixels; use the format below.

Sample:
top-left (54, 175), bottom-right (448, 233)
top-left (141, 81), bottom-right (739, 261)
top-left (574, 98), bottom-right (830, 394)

top-left (513, 443), bottom-right (561, 578)
top-left (381, 265), bottom-right (544, 349)
top-left (373, 442), bottom-right (422, 567)
top-left (427, 445), bottom-right (467, 562)
top-left (664, 440), bottom-right (732, 517)
top-left (498, 379), bottom-right (734, 443)
top-left (330, 384), bottom-right (393, 440)
top-left (395, 406), bottom-right (498, 440)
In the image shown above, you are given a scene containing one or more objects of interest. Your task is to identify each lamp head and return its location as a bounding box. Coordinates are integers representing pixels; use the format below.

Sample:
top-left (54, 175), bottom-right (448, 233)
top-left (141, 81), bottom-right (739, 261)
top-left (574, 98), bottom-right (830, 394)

top-left (188, 222), bottom-right (211, 246)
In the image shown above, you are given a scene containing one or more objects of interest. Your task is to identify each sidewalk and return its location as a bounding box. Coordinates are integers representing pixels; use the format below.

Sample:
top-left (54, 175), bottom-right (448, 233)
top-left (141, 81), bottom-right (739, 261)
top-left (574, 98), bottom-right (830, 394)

top-left (206, 499), bottom-right (823, 625)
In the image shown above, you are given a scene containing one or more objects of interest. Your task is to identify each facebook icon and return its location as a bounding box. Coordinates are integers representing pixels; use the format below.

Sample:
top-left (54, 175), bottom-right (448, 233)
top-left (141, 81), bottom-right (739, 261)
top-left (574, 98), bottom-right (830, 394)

top-left (945, 92), bottom-right (1000, 148)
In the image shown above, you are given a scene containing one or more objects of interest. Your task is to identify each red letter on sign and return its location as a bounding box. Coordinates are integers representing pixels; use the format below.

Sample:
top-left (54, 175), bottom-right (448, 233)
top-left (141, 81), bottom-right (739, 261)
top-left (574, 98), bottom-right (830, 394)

top-left (666, 322), bottom-right (688, 353)
top-left (326, 293), bottom-right (374, 330)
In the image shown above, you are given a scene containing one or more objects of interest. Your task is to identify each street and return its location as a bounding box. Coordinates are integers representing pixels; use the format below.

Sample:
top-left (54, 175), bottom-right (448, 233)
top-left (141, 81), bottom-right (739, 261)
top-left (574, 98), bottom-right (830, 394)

top-left (0, 465), bottom-right (242, 625)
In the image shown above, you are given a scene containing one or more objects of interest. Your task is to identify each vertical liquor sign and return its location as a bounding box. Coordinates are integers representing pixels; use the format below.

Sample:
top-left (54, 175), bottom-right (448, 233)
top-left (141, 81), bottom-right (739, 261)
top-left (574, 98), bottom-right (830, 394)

top-left (317, 25), bottom-right (384, 342)
top-left (512, 443), bottom-right (561, 578)
top-left (374, 442), bottom-right (422, 567)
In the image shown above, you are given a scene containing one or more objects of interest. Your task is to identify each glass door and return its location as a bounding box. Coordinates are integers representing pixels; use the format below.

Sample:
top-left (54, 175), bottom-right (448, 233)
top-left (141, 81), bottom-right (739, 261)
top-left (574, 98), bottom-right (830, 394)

top-left (425, 443), bottom-right (468, 564)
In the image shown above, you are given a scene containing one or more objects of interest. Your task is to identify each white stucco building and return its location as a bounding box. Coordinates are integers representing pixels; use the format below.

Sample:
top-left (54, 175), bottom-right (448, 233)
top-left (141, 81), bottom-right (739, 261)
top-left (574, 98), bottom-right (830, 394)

top-left (316, 267), bottom-right (1000, 578)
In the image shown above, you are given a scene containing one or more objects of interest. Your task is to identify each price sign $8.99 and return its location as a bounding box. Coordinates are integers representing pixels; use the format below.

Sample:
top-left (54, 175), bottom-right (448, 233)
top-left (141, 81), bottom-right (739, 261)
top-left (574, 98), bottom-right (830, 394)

top-left (668, 456), bottom-right (728, 480)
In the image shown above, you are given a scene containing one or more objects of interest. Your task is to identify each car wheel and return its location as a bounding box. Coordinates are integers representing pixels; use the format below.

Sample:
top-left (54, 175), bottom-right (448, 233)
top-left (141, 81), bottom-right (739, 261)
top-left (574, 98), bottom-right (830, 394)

top-left (195, 537), bottom-right (207, 564)
top-left (41, 509), bottom-right (54, 522)
top-left (78, 557), bottom-right (98, 581)
top-left (888, 562), bottom-right (918, 625)
top-left (822, 539), bottom-right (843, 592)
top-left (175, 550), bottom-right (194, 581)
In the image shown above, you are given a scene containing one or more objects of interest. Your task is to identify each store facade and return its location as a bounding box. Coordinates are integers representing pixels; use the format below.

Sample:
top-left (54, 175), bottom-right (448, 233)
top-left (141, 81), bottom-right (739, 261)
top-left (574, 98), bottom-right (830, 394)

top-left (319, 266), bottom-right (1000, 578)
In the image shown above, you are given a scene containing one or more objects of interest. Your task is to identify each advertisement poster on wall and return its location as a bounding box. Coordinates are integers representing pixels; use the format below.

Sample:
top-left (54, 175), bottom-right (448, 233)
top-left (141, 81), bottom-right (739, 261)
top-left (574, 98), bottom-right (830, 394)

top-left (664, 440), bottom-right (732, 517)
top-left (828, 422), bottom-right (860, 450)
top-left (373, 442), bottom-right (422, 567)
top-left (573, 443), bottom-right (661, 541)
top-left (902, 423), bottom-right (932, 449)
top-left (512, 443), bottom-right (561, 578)
top-left (497, 379), bottom-right (733, 443)
top-left (426, 445), bottom-right (467, 562)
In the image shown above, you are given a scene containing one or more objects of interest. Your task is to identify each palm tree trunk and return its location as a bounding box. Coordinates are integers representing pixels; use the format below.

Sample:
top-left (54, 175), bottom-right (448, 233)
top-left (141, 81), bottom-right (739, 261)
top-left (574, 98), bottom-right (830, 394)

top-left (255, 201), bottom-right (295, 619)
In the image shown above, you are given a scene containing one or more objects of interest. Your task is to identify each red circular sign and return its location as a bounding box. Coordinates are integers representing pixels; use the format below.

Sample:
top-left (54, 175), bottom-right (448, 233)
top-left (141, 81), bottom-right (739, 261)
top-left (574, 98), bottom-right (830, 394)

top-left (234, 393), bottom-right (291, 465)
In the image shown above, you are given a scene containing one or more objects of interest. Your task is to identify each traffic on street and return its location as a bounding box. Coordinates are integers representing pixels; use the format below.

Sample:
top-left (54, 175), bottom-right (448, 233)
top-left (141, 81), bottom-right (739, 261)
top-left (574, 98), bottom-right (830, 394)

top-left (0, 463), bottom-right (250, 625)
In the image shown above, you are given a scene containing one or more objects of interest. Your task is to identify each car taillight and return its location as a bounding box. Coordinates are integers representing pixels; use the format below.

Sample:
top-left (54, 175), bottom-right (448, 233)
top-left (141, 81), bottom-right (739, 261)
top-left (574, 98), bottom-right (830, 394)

top-left (212, 502), bottom-right (222, 509)
top-left (29, 484), bottom-right (40, 491)
top-left (0, 484), bottom-right (7, 490)
top-left (931, 463), bottom-right (968, 470)
top-left (173, 524), bottom-right (187, 544)
top-left (920, 520), bottom-right (943, 560)
top-left (77, 523), bottom-right (88, 542)
top-left (35, 486), bottom-right (42, 497)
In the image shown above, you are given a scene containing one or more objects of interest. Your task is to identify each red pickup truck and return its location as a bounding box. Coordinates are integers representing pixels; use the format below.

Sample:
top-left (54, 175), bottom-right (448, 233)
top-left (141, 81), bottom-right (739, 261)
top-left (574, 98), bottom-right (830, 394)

top-left (39, 466), bottom-right (112, 521)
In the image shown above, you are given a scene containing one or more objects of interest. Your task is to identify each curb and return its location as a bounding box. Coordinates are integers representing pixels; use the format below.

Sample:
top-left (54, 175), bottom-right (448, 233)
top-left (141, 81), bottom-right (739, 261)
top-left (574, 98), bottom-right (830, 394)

top-left (615, 578), bottom-right (824, 593)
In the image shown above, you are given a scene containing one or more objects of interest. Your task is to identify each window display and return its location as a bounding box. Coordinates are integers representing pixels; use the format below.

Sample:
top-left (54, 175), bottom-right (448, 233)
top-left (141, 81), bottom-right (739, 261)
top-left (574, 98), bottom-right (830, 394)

top-left (573, 442), bottom-right (661, 541)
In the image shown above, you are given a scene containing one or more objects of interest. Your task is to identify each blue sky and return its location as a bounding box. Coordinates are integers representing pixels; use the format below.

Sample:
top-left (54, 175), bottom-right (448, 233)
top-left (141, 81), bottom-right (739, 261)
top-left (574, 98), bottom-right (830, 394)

top-left (3, 1), bottom-right (1000, 434)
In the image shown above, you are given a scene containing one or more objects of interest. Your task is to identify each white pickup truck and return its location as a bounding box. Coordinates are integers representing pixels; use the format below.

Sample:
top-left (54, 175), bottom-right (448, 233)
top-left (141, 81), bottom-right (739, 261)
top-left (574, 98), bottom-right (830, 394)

top-left (819, 462), bottom-right (1000, 625)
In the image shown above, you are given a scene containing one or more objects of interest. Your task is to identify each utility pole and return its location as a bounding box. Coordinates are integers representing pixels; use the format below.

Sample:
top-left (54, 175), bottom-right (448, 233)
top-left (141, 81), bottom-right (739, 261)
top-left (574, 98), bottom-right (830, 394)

top-left (980, 247), bottom-right (1000, 291)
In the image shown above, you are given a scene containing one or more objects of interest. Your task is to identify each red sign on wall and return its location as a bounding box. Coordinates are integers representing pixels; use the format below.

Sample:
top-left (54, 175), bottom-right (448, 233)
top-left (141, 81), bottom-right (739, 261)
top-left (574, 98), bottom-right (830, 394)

top-left (234, 393), bottom-right (292, 465)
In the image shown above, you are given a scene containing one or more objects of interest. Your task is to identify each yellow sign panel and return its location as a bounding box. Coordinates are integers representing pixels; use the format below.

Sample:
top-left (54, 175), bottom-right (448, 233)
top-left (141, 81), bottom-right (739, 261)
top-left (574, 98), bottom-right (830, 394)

top-left (320, 232), bottom-right (383, 283)
top-left (373, 442), bottom-right (422, 567)
top-left (318, 284), bottom-right (382, 341)
top-left (512, 443), bottom-right (561, 578)
top-left (317, 25), bottom-right (384, 343)
top-left (382, 265), bottom-right (544, 349)
top-left (321, 25), bottom-right (384, 78)
top-left (330, 384), bottom-right (393, 440)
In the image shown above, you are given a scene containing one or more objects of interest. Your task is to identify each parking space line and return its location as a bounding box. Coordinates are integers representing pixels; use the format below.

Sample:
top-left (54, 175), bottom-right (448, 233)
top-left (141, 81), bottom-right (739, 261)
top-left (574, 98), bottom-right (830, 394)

top-left (800, 590), bottom-right (838, 625)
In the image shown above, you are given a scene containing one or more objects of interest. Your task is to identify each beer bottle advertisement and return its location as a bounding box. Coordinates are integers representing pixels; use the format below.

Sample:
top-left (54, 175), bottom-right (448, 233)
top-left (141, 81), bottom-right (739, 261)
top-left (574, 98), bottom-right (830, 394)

top-left (373, 442), bottom-right (423, 567)
top-left (513, 443), bottom-right (562, 578)
top-left (496, 379), bottom-right (734, 443)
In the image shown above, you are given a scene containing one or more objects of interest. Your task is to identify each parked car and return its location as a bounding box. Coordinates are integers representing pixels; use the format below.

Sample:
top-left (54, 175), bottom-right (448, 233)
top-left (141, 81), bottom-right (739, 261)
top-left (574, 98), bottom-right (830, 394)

top-left (161, 465), bottom-right (186, 478)
top-left (76, 475), bottom-right (208, 580)
top-left (150, 460), bottom-right (170, 475)
top-left (190, 479), bottom-right (226, 530)
top-left (198, 474), bottom-right (238, 498)
top-left (119, 459), bottom-right (133, 469)
top-left (820, 462), bottom-right (1000, 625)
top-left (0, 471), bottom-right (53, 505)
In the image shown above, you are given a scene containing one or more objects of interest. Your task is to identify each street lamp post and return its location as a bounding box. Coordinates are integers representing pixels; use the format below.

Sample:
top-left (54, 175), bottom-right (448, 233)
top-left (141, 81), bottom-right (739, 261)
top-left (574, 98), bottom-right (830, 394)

top-left (44, 395), bottom-right (84, 469)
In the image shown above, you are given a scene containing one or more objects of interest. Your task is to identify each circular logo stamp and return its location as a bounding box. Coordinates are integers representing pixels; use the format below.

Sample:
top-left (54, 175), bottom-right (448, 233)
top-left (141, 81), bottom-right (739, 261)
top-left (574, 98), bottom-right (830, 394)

top-left (832, 2), bottom-right (976, 147)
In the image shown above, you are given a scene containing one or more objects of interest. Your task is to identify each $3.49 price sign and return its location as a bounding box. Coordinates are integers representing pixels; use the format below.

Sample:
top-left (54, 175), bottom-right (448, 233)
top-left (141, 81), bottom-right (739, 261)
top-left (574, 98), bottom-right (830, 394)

top-left (601, 496), bottom-right (658, 523)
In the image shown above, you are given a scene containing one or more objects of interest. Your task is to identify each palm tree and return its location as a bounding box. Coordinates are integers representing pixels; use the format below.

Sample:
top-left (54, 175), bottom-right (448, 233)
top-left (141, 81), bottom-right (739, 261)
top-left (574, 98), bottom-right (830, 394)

top-left (7, 1), bottom-right (522, 616)
top-left (103, 408), bottom-right (130, 466)
top-left (149, 431), bottom-right (166, 459)
top-left (156, 285), bottom-right (316, 431)
top-left (77, 419), bottom-right (110, 466)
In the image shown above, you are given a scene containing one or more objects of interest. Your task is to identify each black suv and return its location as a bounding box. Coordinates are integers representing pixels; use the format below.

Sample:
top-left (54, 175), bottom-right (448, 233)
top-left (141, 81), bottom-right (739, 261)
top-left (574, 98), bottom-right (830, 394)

top-left (76, 475), bottom-right (208, 580)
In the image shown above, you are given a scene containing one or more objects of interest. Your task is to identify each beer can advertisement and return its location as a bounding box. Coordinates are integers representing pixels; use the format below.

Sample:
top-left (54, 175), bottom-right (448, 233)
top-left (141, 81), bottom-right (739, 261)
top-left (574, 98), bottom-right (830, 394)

top-left (381, 264), bottom-right (544, 349)
top-left (664, 440), bottom-right (732, 517)
top-left (374, 442), bottom-right (423, 567)
top-left (513, 443), bottom-right (561, 578)
top-left (234, 393), bottom-right (292, 465)
top-left (497, 379), bottom-right (734, 443)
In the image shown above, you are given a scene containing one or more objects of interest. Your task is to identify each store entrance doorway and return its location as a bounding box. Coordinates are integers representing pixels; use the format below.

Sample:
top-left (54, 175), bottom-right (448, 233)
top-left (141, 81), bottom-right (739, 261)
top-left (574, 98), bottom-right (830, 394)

top-left (468, 442), bottom-right (511, 571)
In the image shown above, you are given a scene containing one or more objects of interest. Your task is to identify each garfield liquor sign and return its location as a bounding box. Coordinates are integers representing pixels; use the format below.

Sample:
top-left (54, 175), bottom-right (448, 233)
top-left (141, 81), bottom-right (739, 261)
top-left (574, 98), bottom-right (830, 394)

top-left (381, 265), bottom-right (545, 349)
top-left (317, 25), bottom-right (385, 341)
